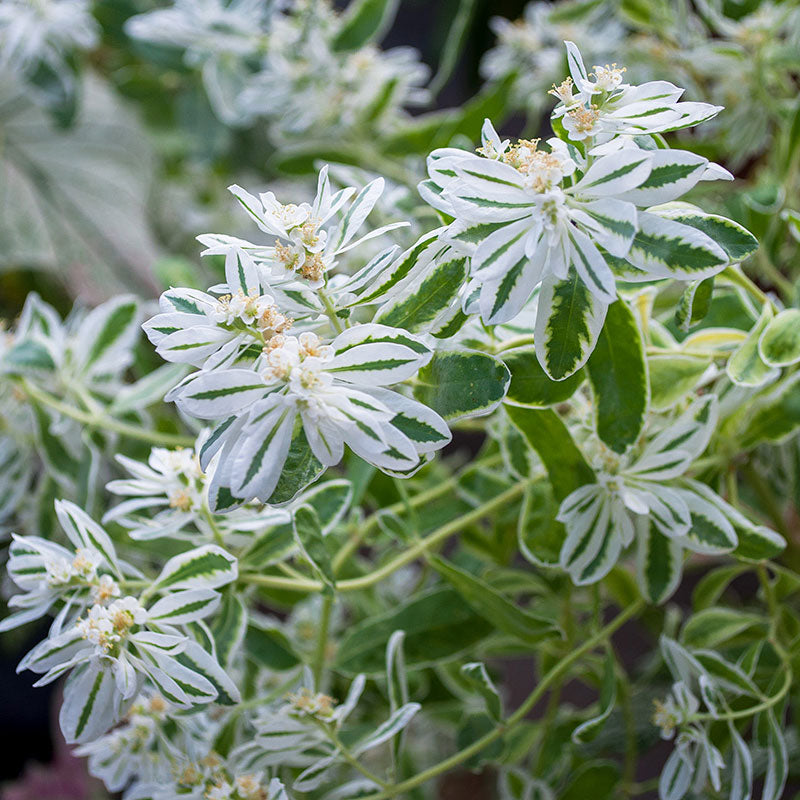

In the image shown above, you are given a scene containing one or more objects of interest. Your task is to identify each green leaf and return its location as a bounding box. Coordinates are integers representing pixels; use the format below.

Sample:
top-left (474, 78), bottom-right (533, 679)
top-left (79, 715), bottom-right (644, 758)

top-left (648, 354), bottom-right (709, 411)
top-left (265, 423), bottom-right (325, 505)
top-left (241, 522), bottom-right (295, 569)
top-left (430, 557), bottom-right (559, 646)
top-left (413, 349), bottom-right (510, 421)
top-left (292, 505), bottom-right (335, 589)
top-left (209, 593), bottom-right (247, 670)
top-left (80, 297), bottom-right (139, 375)
top-left (692, 564), bottom-right (748, 611)
top-left (560, 761), bottom-right (621, 800)
top-left (535, 270), bottom-right (609, 381)
top-left (502, 347), bottom-right (584, 407)
top-left (334, 587), bottom-right (494, 675)
top-left (675, 277), bottom-right (714, 332)
top-left (586, 299), bottom-right (649, 454)
top-left (655, 207), bottom-right (759, 263)
top-left (109, 363), bottom-right (188, 414)
top-left (331, 0), bottom-right (398, 52)
top-left (32, 405), bottom-right (80, 492)
top-left (353, 702), bottom-right (420, 756)
top-left (740, 372), bottom-right (800, 447)
top-left (571, 650), bottom-right (617, 743)
top-left (505, 405), bottom-right (594, 501)
top-left (244, 621), bottom-right (300, 671)
top-left (1, 340), bottom-right (55, 372)
top-left (152, 545), bottom-right (238, 592)
top-left (636, 521), bottom-right (683, 604)
top-left (461, 662), bottom-right (502, 721)
top-left (726, 305), bottom-right (778, 387)
top-left (373, 255), bottom-right (468, 332)
top-left (681, 608), bottom-right (765, 649)
top-left (758, 308), bottom-right (800, 367)
top-left (517, 482), bottom-right (564, 567)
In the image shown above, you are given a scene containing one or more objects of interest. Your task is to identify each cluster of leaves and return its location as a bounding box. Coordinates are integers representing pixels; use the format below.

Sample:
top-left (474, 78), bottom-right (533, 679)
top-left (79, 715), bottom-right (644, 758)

top-left (1, 3), bottom-right (800, 800)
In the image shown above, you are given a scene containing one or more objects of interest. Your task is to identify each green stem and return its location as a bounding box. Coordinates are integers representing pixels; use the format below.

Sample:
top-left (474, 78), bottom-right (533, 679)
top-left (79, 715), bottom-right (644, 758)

top-left (315, 721), bottom-right (391, 790)
top-left (331, 453), bottom-right (503, 574)
top-left (741, 461), bottom-right (789, 538)
top-left (319, 287), bottom-right (344, 334)
top-left (201, 505), bottom-right (225, 547)
top-left (243, 479), bottom-right (526, 594)
top-left (312, 593), bottom-right (334, 689)
top-left (721, 265), bottom-right (780, 313)
top-left (357, 600), bottom-right (646, 800)
top-left (19, 379), bottom-right (194, 448)
top-left (695, 660), bottom-right (792, 722)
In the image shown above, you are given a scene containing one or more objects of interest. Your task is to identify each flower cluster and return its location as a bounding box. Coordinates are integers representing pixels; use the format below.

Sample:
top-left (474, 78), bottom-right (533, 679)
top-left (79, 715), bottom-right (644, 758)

top-left (126, 0), bottom-right (428, 135)
top-left (420, 42), bottom-right (742, 379)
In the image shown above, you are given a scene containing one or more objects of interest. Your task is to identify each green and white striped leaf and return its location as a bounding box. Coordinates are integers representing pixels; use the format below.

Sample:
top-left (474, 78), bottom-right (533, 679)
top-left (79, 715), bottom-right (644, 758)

top-left (626, 211), bottom-right (728, 280)
top-left (653, 206), bottom-right (759, 262)
top-left (333, 177), bottom-right (384, 251)
top-left (209, 593), bottom-right (248, 669)
top-left (762, 709), bottom-right (788, 800)
top-left (55, 499), bottom-right (120, 574)
top-left (571, 649), bottom-right (617, 743)
top-left (175, 640), bottom-right (240, 705)
top-left (505, 406), bottom-right (594, 501)
top-left (502, 347), bottom-right (584, 407)
top-left (292, 504), bottom-right (335, 588)
top-left (109, 363), bottom-right (189, 415)
top-left (152, 545), bottom-right (238, 592)
top-left (758, 308), bottom-right (800, 367)
top-left (586, 299), bottom-right (649, 454)
top-left (0, 340), bottom-right (55, 373)
top-left (431, 556), bottom-right (559, 645)
top-left (353, 703), bottom-right (421, 756)
top-left (413, 349), bottom-right (510, 421)
top-left (674, 488), bottom-right (737, 555)
top-left (558, 485), bottom-right (628, 585)
top-left (684, 480), bottom-right (785, 562)
top-left (176, 370), bottom-right (269, 419)
top-left (60, 663), bottom-right (119, 744)
top-left (636, 518), bottom-right (683, 604)
top-left (297, 479), bottom-right (352, 535)
top-left (675, 277), bottom-right (713, 332)
top-left (740, 372), bottom-right (800, 448)
top-left (648, 354), bottom-right (709, 411)
top-left (147, 589), bottom-right (221, 626)
top-left (461, 662), bottom-right (502, 722)
top-left (616, 151), bottom-right (707, 207)
top-left (727, 305), bottom-right (779, 387)
top-left (33, 407), bottom-right (81, 494)
top-left (75, 295), bottom-right (140, 379)
top-left (535, 271), bottom-right (609, 381)
top-left (517, 482), bottom-right (564, 567)
top-left (373, 254), bottom-right (468, 333)
top-left (265, 421), bottom-right (326, 506)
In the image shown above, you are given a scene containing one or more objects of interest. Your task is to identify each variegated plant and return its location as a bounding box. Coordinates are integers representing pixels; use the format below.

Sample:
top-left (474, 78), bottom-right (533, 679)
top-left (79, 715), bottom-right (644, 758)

top-left (2, 24), bottom-right (800, 800)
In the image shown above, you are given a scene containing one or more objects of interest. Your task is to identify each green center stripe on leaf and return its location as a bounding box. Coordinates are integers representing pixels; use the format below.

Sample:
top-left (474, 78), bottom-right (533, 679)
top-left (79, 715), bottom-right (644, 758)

top-left (641, 162), bottom-right (699, 188)
top-left (582, 157), bottom-right (648, 188)
top-left (156, 551), bottom-right (235, 589)
top-left (329, 357), bottom-right (416, 373)
top-left (491, 257), bottom-right (528, 318)
top-left (188, 384), bottom-right (265, 400)
top-left (75, 670), bottom-right (105, 739)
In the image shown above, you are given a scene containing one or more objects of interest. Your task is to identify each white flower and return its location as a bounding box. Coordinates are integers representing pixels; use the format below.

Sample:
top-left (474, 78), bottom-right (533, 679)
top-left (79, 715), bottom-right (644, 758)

top-left (0, 0), bottom-right (98, 75)
top-left (167, 325), bottom-right (451, 508)
top-left (556, 396), bottom-right (738, 588)
top-left (552, 41), bottom-right (723, 144)
top-left (197, 166), bottom-right (408, 296)
top-left (0, 500), bottom-right (124, 634)
top-left (104, 440), bottom-right (290, 542)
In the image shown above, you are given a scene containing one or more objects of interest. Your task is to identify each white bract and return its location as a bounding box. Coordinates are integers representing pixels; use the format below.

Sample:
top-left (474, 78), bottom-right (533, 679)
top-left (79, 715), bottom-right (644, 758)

top-left (556, 397), bottom-right (740, 592)
top-left (11, 504), bottom-right (239, 743)
top-left (198, 167), bottom-right (408, 295)
top-left (0, 0), bottom-right (98, 75)
top-left (168, 325), bottom-right (450, 508)
top-left (552, 41), bottom-right (722, 144)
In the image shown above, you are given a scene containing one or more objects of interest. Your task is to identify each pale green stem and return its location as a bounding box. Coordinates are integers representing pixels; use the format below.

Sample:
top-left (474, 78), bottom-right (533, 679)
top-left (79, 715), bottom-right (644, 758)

top-left (356, 600), bottom-right (646, 800)
top-left (19, 378), bottom-right (194, 448)
top-left (243, 479), bottom-right (527, 594)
